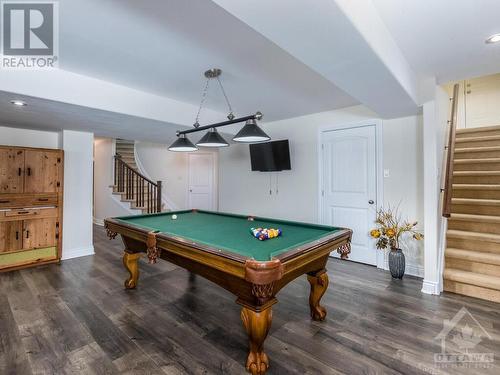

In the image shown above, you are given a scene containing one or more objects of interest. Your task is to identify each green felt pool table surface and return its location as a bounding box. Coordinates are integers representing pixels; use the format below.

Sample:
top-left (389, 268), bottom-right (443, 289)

top-left (115, 210), bottom-right (344, 261)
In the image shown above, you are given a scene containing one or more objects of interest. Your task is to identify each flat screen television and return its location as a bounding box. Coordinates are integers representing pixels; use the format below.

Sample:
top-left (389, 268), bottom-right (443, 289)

top-left (249, 140), bottom-right (291, 172)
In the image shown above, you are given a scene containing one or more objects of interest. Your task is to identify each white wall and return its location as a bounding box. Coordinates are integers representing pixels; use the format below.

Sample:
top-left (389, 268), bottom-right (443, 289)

top-left (383, 115), bottom-right (424, 273)
top-left (220, 106), bottom-right (377, 221)
top-left (219, 106), bottom-right (423, 222)
top-left (61, 130), bottom-right (94, 260)
top-left (218, 105), bottom-right (424, 275)
top-left (445, 73), bottom-right (500, 129)
top-left (135, 141), bottom-right (218, 210)
top-left (420, 86), bottom-right (450, 295)
top-left (93, 137), bottom-right (138, 223)
top-left (0, 125), bottom-right (60, 148)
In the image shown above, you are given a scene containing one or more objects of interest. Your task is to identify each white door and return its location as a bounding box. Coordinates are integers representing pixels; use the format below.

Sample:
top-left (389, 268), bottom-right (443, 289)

top-left (464, 74), bottom-right (500, 128)
top-left (321, 125), bottom-right (377, 265)
top-left (188, 153), bottom-right (214, 210)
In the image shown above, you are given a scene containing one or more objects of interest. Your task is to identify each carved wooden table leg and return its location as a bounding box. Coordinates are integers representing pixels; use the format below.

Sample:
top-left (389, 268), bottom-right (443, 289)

top-left (241, 306), bottom-right (272, 375)
top-left (123, 252), bottom-right (141, 289)
top-left (307, 269), bottom-right (329, 321)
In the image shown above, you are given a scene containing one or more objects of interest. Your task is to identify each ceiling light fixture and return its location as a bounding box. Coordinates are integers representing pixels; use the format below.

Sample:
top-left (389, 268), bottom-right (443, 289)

top-left (10, 100), bottom-right (27, 107)
top-left (233, 119), bottom-right (270, 143)
top-left (168, 134), bottom-right (198, 152)
top-left (196, 128), bottom-right (229, 148)
top-left (168, 68), bottom-right (268, 152)
top-left (486, 33), bottom-right (500, 44)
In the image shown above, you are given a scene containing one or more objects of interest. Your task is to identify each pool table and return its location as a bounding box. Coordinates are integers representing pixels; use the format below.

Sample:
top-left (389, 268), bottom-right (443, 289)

top-left (104, 209), bottom-right (352, 375)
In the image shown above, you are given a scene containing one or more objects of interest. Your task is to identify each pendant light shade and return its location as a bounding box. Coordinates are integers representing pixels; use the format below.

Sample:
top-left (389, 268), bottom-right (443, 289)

top-left (168, 134), bottom-right (198, 152)
top-left (232, 119), bottom-right (270, 143)
top-left (196, 128), bottom-right (229, 148)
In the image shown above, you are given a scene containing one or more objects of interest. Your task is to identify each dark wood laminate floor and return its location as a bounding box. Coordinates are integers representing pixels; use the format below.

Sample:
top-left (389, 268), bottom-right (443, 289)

top-left (1, 226), bottom-right (499, 375)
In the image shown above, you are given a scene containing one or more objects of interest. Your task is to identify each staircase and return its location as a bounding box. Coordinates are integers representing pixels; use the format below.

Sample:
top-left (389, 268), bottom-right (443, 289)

top-left (444, 125), bottom-right (500, 302)
top-left (111, 139), bottom-right (163, 214)
top-left (115, 139), bottom-right (138, 170)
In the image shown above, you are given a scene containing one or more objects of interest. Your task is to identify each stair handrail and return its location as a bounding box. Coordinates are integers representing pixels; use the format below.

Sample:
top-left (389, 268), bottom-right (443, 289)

top-left (114, 155), bottom-right (162, 213)
top-left (442, 83), bottom-right (460, 217)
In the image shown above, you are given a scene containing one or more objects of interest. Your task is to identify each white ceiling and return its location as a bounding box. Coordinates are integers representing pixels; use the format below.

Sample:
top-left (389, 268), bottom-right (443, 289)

top-left (211, 0), bottom-right (420, 117)
top-left (1, 0), bottom-right (499, 142)
top-left (373, 0), bottom-right (500, 83)
top-left (0, 90), bottom-right (188, 143)
top-left (59, 0), bottom-right (356, 122)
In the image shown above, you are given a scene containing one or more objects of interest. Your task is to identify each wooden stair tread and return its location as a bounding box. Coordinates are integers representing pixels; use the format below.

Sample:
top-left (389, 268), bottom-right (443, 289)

top-left (453, 170), bottom-right (500, 176)
top-left (456, 125), bottom-right (500, 134)
top-left (449, 213), bottom-right (500, 223)
top-left (446, 248), bottom-right (500, 265)
top-left (447, 229), bottom-right (500, 243)
top-left (455, 134), bottom-right (500, 142)
top-left (452, 184), bottom-right (500, 190)
top-left (452, 198), bottom-right (500, 206)
top-left (455, 146), bottom-right (500, 153)
top-left (443, 268), bottom-right (500, 291)
top-left (454, 158), bottom-right (500, 163)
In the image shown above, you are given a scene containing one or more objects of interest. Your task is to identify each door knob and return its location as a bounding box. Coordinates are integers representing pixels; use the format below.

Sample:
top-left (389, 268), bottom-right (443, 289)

top-left (368, 200), bottom-right (374, 205)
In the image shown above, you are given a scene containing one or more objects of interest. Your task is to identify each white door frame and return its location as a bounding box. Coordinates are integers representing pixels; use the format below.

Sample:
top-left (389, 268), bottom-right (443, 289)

top-left (317, 119), bottom-right (385, 269)
top-left (187, 151), bottom-right (219, 210)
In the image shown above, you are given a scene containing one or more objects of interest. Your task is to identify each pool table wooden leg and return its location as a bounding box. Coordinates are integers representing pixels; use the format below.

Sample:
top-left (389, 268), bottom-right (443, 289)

top-left (123, 252), bottom-right (141, 289)
top-left (241, 306), bottom-right (272, 375)
top-left (307, 269), bottom-right (329, 321)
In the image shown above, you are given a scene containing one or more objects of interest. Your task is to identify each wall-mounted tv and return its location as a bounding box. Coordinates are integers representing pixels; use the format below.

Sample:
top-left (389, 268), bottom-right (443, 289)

top-left (249, 140), bottom-right (291, 172)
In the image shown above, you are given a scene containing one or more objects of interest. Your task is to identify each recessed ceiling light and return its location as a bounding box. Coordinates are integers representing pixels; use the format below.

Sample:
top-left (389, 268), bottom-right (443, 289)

top-left (485, 33), bottom-right (500, 44)
top-left (10, 100), bottom-right (27, 107)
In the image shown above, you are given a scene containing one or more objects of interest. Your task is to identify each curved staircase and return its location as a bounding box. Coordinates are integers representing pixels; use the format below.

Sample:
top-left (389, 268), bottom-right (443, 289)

top-left (444, 125), bottom-right (500, 302)
top-left (112, 139), bottom-right (164, 214)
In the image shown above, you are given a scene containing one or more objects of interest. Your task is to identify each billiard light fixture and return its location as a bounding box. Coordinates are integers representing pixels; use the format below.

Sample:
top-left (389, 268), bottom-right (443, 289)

top-left (10, 99), bottom-right (27, 107)
top-left (196, 127), bottom-right (229, 148)
top-left (168, 134), bottom-right (198, 152)
top-left (486, 33), bottom-right (500, 44)
top-left (233, 118), bottom-right (271, 143)
top-left (169, 68), bottom-right (269, 152)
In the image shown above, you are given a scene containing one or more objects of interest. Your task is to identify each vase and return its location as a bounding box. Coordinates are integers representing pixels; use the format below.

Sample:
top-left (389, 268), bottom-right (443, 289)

top-left (389, 248), bottom-right (405, 279)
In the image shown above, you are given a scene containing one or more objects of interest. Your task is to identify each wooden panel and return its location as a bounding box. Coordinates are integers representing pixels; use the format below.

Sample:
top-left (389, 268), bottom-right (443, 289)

top-left (24, 150), bottom-right (61, 193)
top-left (0, 221), bottom-right (22, 252)
top-left (23, 218), bottom-right (57, 250)
top-left (0, 193), bottom-right (58, 209)
top-left (0, 148), bottom-right (24, 193)
top-left (0, 246), bottom-right (57, 269)
top-left (0, 208), bottom-right (58, 222)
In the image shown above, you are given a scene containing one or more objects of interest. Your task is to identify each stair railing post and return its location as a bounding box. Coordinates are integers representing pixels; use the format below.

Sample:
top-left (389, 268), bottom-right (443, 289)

top-left (157, 181), bottom-right (162, 212)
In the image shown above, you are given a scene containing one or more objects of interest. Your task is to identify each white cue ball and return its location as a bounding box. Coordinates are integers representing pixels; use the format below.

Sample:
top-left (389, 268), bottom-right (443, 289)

top-left (172, 214), bottom-right (177, 220)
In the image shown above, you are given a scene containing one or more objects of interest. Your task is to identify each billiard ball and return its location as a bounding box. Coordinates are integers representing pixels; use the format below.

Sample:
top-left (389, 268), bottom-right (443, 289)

top-left (172, 214), bottom-right (178, 220)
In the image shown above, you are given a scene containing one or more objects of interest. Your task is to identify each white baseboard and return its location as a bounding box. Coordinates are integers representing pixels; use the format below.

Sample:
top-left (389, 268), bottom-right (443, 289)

top-left (93, 217), bottom-right (104, 226)
top-left (421, 279), bottom-right (441, 295)
top-left (406, 263), bottom-right (425, 278)
top-left (62, 245), bottom-right (95, 261)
